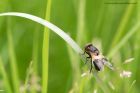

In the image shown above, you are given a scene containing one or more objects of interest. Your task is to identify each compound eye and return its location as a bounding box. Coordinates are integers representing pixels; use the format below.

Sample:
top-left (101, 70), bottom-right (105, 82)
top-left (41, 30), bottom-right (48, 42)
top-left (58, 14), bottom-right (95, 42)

top-left (95, 50), bottom-right (99, 55)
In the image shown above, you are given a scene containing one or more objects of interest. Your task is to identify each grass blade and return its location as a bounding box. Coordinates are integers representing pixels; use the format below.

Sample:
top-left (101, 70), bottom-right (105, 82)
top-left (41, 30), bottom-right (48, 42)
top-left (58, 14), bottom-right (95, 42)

top-left (76, 0), bottom-right (86, 45)
top-left (107, 22), bottom-right (140, 58)
top-left (0, 56), bottom-right (12, 93)
top-left (42, 0), bottom-right (52, 93)
top-left (110, 3), bottom-right (135, 48)
top-left (7, 18), bottom-right (20, 93)
top-left (0, 12), bottom-right (82, 54)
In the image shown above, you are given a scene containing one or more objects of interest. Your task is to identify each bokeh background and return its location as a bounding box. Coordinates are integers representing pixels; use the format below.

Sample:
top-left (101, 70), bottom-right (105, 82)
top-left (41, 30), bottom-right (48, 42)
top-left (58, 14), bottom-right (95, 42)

top-left (0, 0), bottom-right (139, 93)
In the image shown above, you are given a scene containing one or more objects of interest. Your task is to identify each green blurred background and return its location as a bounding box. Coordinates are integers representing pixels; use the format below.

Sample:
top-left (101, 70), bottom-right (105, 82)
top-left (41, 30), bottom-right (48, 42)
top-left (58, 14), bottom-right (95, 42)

top-left (0, 0), bottom-right (140, 93)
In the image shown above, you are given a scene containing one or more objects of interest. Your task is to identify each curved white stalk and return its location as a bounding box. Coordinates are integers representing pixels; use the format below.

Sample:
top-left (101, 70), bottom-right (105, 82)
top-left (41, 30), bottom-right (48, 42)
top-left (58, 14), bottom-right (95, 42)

top-left (0, 12), bottom-right (83, 54)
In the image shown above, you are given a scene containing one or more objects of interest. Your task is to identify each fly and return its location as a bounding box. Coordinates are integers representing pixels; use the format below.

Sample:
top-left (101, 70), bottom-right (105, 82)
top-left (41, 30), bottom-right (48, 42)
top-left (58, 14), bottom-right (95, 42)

top-left (83, 43), bottom-right (114, 72)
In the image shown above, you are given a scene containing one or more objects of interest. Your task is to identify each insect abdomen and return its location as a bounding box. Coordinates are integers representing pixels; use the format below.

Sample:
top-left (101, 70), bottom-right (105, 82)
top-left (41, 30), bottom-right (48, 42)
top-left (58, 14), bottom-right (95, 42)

top-left (92, 59), bottom-right (104, 71)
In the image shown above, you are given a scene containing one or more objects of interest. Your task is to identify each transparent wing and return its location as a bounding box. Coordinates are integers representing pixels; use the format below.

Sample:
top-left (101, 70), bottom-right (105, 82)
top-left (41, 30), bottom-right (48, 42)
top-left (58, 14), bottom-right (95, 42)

top-left (102, 58), bottom-right (114, 70)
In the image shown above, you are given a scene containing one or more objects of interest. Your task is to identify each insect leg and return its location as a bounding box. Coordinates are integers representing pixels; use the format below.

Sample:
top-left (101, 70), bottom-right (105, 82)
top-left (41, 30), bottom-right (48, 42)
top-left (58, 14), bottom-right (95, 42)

top-left (90, 60), bottom-right (93, 73)
top-left (81, 51), bottom-right (86, 55)
top-left (85, 56), bottom-right (91, 64)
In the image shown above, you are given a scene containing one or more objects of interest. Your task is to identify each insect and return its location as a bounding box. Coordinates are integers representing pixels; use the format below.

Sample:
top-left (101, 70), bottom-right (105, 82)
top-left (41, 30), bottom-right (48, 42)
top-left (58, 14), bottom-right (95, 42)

top-left (83, 43), bottom-right (112, 72)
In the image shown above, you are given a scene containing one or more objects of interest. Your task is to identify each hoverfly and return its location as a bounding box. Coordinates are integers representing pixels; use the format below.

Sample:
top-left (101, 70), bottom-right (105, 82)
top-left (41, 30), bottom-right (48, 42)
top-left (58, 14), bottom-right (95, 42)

top-left (83, 43), bottom-right (113, 72)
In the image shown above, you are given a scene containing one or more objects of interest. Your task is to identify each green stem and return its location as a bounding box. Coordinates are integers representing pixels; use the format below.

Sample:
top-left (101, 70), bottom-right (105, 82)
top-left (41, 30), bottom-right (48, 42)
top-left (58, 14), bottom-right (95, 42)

top-left (32, 26), bottom-right (40, 75)
top-left (7, 18), bottom-right (20, 93)
top-left (110, 0), bottom-right (135, 48)
top-left (0, 56), bottom-right (12, 93)
top-left (107, 22), bottom-right (140, 58)
top-left (76, 0), bottom-right (86, 45)
top-left (42, 0), bottom-right (52, 93)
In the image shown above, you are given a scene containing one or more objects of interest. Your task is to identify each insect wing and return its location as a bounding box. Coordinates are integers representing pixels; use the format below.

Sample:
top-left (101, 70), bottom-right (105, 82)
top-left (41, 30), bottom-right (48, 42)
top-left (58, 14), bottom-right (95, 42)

top-left (92, 59), bottom-right (104, 71)
top-left (102, 58), bottom-right (114, 70)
